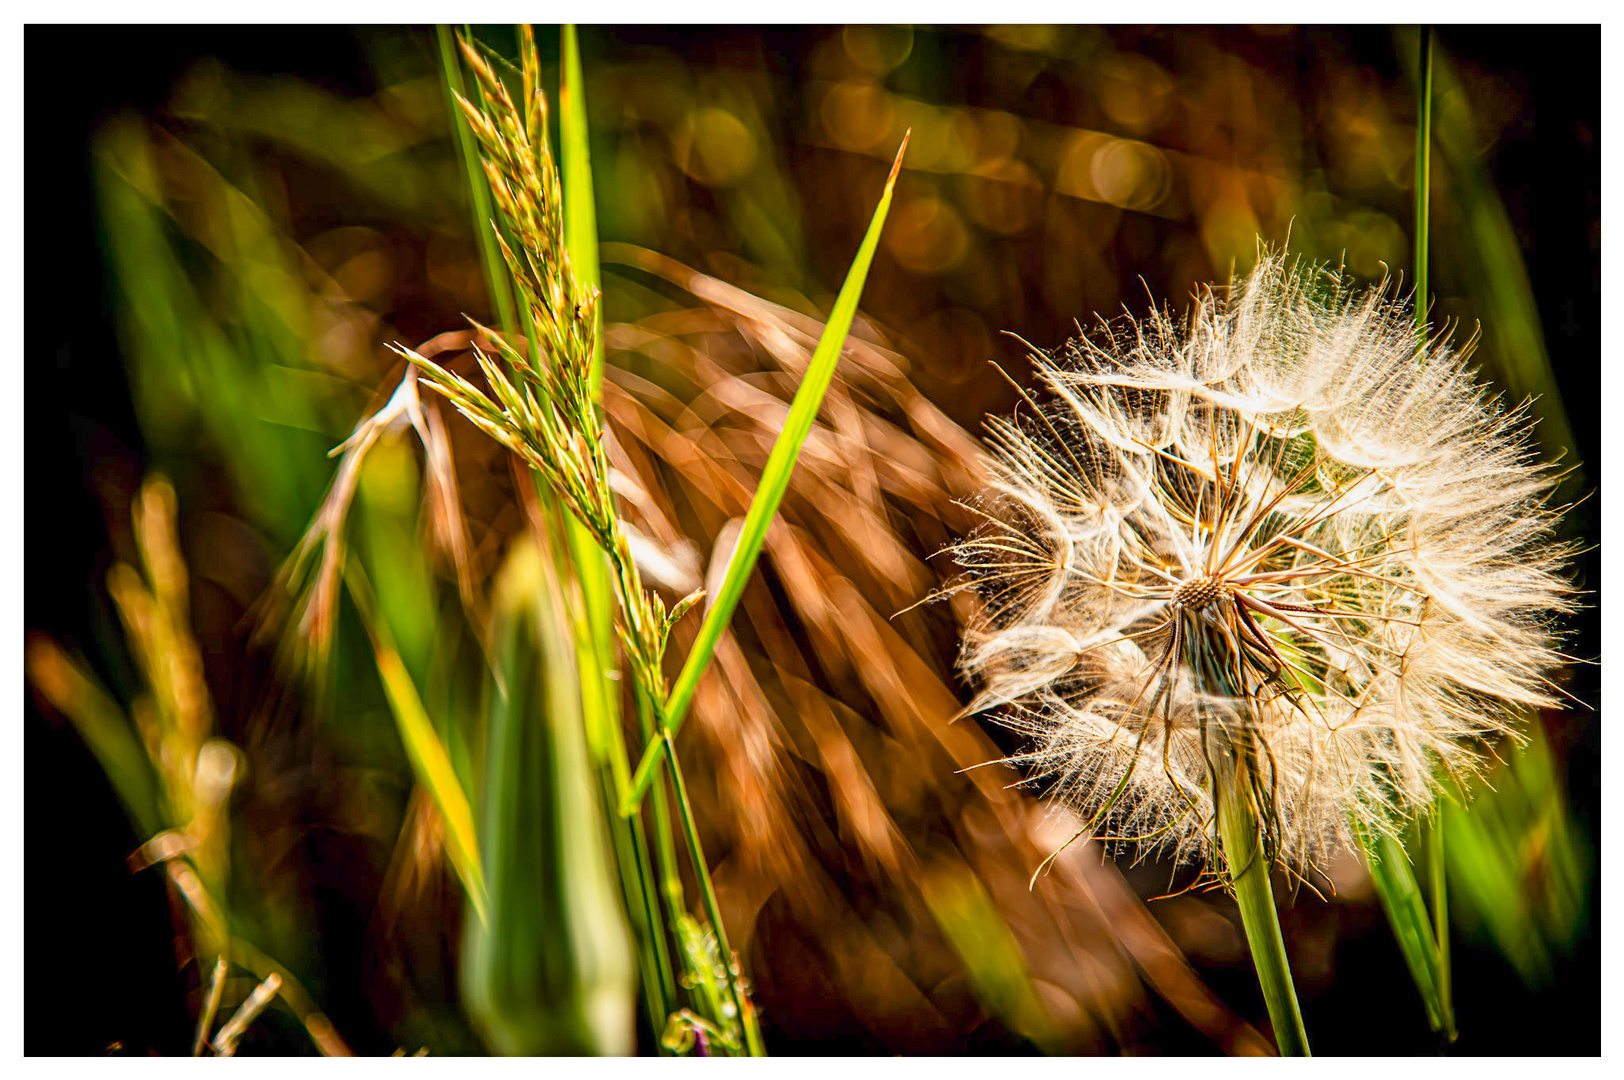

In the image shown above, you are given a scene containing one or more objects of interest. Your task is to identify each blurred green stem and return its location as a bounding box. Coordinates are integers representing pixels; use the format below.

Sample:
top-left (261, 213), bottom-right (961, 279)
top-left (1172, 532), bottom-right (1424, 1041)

top-left (1217, 771), bottom-right (1310, 1057)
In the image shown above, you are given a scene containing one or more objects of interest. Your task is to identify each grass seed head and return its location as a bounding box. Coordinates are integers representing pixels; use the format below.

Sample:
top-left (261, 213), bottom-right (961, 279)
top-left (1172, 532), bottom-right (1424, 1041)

top-left (954, 252), bottom-right (1576, 880)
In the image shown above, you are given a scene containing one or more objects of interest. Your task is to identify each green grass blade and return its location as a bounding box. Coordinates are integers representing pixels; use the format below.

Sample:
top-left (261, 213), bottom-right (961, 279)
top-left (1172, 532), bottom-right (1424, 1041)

top-left (559, 24), bottom-right (603, 389)
top-left (625, 133), bottom-right (910, 803)
top-left (555, 23), bottom-right (621, 772)
top-left (345, 564), bottom-right (487, 923)
top-left (1403, 29), bottom-right (1581, 495)
top-left (1353, 819), bottom-right (1451, 1037)
top-left (439, 25), bottom-right (519, 337)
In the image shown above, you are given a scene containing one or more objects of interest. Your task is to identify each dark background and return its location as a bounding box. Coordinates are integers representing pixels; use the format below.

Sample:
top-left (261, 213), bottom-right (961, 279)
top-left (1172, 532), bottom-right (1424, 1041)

top-left (25, 24), bottom-right (1599, 1055)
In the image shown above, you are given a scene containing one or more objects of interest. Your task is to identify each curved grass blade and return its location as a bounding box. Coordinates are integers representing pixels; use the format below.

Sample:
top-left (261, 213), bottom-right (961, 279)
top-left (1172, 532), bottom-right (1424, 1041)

top-left (625, 131), bottom-right (911, 808)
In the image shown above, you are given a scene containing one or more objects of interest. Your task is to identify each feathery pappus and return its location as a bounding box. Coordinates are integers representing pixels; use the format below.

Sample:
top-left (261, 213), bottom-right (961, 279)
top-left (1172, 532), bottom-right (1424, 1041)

top-left (951, 252), bottom-right (1575, 885)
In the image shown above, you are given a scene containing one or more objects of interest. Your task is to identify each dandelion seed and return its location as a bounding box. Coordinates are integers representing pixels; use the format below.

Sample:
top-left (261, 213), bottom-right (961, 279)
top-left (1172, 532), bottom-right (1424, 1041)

top-left (953, 252), bottom-right (1575, 880)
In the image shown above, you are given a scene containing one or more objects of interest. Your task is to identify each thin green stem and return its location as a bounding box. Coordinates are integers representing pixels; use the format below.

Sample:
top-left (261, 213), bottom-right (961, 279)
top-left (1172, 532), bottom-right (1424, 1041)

top-left (1427, 811), bottom-right (1455, 1041)
top-left (664, 736), bottom-right (765, 1056)
top-left (634, 688), bottom-right (687, 921)
top-left (1414, 26), bottom-right (1456, 1044)
top-left (1217, 772), bottom-right (1310, 1057)
top-left (1413, 25), bottom-right (1433, 335)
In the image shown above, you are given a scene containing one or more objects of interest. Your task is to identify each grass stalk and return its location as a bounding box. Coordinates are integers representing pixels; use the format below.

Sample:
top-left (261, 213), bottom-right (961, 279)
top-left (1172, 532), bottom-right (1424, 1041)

top-left (1413, 29), bottom-right (1455, 1040)
top-left (554, 30), bottom-right (689, 1042)
top-left (664, 735), bottom-right (766, 1056)
top-left (192, 955), bottom-right (229, 1056)
top-left (1355, 25), bottom-right (1457, 1043)
top-left (1217, 771), bottom-right (1310, 1057)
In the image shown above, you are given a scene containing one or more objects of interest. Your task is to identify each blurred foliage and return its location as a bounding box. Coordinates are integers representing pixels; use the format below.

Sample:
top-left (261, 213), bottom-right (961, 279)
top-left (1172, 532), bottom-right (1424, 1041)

top-left (28, 24), bottom-right (1595, 1056)
top-left (1443, 720), bottom-right (1592, 990)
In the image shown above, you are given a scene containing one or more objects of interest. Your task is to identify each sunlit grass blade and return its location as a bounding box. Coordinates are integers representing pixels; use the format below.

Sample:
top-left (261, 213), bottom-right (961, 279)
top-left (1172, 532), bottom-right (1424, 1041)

top-left (560, 24), bottom-right (603, 389)
top-left (193, 955), bottom-right (229, 1056)
top-left (1353, 819), bottom-right (1453, 1038)
top-left (554, 22), bottom-right (678, 1037)
top-left (556, 22), bottom-right (620, 768)
top-left (211, 971), bottom-right (282, 1056)
top-left (625, 131), bottom-right (911, 808)
top-left (344, 562), bottom-right (487, 923)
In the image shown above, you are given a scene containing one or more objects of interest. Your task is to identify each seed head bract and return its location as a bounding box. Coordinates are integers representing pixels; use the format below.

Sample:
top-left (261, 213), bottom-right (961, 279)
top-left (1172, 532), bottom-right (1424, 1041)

top-left (952, 252), bottom-right (1575, 881)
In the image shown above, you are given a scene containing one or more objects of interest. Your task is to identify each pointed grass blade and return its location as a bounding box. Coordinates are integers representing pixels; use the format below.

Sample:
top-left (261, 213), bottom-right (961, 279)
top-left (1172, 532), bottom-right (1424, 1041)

top-left (1353, 819), bottom-right (1452, 1038)
top-left (625, 133), bottom-right (910, 806)
top-left (559, 24), bottom-right (603, 389)
top-left (439, 24), bottom-right (519, 338)
top-left (555, 22), bottom-right (621, 769)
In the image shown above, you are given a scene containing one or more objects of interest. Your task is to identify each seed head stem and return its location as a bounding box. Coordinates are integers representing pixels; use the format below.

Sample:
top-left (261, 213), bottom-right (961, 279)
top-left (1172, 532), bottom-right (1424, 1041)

top-left (1218, 769), bottom-right (1310, 1057)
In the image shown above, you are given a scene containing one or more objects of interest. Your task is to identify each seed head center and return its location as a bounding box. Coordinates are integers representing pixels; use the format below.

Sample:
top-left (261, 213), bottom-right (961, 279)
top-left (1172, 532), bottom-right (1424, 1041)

top-left (1172, 574), bottom-right (1228, 611)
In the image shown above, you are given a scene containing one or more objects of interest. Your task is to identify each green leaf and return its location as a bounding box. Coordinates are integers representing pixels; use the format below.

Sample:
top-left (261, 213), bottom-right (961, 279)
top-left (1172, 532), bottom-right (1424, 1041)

top-left (625, 132), bottom-right (911, 807)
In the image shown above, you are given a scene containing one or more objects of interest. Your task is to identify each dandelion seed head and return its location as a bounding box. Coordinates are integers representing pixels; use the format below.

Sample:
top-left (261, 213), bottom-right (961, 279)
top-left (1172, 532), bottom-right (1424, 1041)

top-left (953, 253), bottom-right (1575, 877)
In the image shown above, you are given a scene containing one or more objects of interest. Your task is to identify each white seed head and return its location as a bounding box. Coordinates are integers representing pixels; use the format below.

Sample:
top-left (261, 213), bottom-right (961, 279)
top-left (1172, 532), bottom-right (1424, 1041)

top-left (953, 253), bottom-right (1575, 878)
